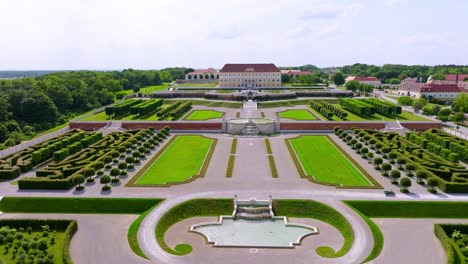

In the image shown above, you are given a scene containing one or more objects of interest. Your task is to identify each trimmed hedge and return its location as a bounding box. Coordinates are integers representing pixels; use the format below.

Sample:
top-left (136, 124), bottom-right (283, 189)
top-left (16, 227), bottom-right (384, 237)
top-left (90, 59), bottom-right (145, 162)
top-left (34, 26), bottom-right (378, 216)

top-left (434, 224), bottom-right (467, 264)
top-left (226, 155), bottom-right (235, 178)
top-left (105, 99), bottom-right (142, 116)
top-left (0, 197), bottom-right (162, 214)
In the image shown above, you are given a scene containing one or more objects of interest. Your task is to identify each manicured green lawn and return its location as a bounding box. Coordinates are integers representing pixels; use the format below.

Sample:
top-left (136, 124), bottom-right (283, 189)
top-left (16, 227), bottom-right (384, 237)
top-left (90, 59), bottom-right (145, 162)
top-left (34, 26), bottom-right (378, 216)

top-left (185, 110), bottom-right (223, 120)
top-left (278, 110), bottom-right (317, 120)
top-left (136, 135), bottom-right (214, 185)
top-left (289, 136), bottom-right (371, 187)
top-left (81, 111), bottom-right (110, 121)
top-left (0, 197), bottom-right (162, 214)
top-left (140, 82), bottom-right (170, 94)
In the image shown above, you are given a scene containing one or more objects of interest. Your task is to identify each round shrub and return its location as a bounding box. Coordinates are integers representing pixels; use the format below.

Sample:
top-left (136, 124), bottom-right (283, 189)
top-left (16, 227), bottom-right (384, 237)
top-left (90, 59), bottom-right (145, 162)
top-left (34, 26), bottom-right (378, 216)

top-left (102, 185), bottom-right (111, 191)
top-left (125, 156), bottom-right (135, 163)
top-left (400, 177), bottom-right (412, 192)
top-left (390, 169), bottom-right (401, 184)
top-left (373, 157), bottom-right (383, 170)
top-left (132, 151), bottom-right (141, 158)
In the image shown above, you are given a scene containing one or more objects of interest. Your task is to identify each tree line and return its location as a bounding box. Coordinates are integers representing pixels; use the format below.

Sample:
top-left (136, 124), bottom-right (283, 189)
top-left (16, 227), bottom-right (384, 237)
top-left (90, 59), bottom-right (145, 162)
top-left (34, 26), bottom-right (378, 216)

top-left (0, 68), bottom-right (187, 149)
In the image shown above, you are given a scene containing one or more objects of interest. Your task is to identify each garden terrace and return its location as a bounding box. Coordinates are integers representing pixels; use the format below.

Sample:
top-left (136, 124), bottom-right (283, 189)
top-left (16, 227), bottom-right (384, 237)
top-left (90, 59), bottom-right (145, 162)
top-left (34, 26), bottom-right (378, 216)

top-left (286, 135), bottom-right (378, 188)
top-left (18, 127), bottom-right (170, 190)
top-left (277, 110), bottom-right (317, 120)
top-left (185, 110), bottom-right (224, 120)
top-left (336, 128), bottom-right (468, 193)
top-left (0, 129), bottom-right (99, 180)
top-left (128, 135), bottom-right (216, 186)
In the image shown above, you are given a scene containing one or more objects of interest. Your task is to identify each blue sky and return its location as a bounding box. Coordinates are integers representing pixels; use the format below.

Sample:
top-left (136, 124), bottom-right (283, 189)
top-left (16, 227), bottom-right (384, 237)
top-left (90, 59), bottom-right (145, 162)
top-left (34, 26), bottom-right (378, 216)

top-left (0, 0), bottom-right (467, 70)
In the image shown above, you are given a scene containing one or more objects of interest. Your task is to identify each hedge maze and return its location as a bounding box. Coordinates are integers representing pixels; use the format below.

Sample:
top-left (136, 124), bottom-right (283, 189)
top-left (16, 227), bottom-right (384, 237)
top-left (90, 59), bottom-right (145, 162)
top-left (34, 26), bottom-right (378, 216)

top-left (335, 128), bottom-right (468, 193)
top-left (339, 98), bottom-right (402, 117)
top-left (104, 99), bottom-right (192, 120)
top-left (0, 127), bottom-right (171, 190)
top-left (0, 130), bottom-right (101, 180)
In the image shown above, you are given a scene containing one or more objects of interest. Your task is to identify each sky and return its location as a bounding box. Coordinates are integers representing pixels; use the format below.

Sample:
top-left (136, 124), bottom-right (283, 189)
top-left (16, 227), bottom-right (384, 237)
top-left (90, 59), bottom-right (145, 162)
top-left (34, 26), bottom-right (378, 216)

top-left (0, 0), bottom-right (467, 70)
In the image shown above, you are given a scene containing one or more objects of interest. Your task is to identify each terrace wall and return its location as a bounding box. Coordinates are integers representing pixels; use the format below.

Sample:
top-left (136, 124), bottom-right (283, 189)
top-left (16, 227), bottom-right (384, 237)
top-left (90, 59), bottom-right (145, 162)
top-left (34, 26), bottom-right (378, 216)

top-left (121, 122), bottom-right (223, 130)
top-left (400, 121), bottom-right (442, 131)
top-left (280, 122), bottom-right (385, 131)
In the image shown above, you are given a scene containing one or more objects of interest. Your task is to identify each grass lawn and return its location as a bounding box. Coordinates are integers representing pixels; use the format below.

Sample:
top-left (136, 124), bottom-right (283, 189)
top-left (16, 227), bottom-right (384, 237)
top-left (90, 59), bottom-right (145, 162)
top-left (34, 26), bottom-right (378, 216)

top-left (288, 136), bottom-right (372, 187)
top-left (185, 110), bottom-right (223, 120)
top-left (278, 109), bottom-right (317, 120)
top-left (80, 111), bottom-right (109, 121)
top-left (176, 82), bottom-right (218, 88)
top-left (135, 135), bottom-right (214, 185)
top-left (0, 197), bottom-right (162, 214)
top-left (140, 82), bottom-right (170, 94)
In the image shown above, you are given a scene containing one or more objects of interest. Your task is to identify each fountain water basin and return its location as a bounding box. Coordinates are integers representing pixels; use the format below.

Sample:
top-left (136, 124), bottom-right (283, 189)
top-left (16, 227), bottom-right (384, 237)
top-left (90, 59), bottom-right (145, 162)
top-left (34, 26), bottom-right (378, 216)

top-left (190, 198), bottom-right (318, 248)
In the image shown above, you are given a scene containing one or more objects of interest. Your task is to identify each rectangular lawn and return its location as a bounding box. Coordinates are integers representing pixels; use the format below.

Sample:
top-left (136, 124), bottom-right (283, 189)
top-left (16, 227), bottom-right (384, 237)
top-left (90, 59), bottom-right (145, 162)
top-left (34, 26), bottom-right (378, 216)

top-left (289, 136), bottom-right (372, 187)
top-left (278, 110), bottom-right (317, 120)
top-left (185, 110), bottom-right (223, 120)
top-left (135, 135), bottom-right (214, 185)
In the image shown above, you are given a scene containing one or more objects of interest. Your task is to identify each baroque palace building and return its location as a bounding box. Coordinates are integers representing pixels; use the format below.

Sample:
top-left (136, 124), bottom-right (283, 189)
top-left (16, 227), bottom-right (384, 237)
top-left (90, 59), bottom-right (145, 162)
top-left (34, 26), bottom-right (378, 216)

top-left (219, 63), bottom-right (281, 88)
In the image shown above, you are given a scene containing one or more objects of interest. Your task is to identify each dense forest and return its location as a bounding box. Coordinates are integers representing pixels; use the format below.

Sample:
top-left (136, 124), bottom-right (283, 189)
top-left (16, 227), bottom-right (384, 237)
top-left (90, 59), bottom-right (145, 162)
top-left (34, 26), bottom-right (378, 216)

top-left (0, 68), bottom-right (188, 149)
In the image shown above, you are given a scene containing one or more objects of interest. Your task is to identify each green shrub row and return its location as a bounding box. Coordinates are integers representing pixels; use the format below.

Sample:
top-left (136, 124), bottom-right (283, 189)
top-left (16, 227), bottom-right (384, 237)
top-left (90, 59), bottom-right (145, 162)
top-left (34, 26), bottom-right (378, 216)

top-left (319, 101), bottom-right (348, 120)
top-left (130, 99), bottom-right (163, 116)
top-left (105, 99), bottom-right (142, 116)
top-left (226, 155), bottom-right (235, 178)
top-left (310, 100), bottom-right (333, 119)
top-left (339, 98), bottom-right (375, 116)
top-left (167, 101), bottom-right (192, 120)
top-left (156, 101), bottom-right (181, 118)
top-left (268, 155), bottom-right (278, 178)
top-left (230, 139), bottom-right (237, 154)
top-left (361, 98), bottom-right (402, 116)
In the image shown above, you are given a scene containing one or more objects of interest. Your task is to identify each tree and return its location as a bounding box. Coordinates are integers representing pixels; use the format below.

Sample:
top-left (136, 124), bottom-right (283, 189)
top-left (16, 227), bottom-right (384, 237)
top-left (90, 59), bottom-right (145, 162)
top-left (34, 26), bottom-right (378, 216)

top-left (405, 163), bottom-right (416, 176)
top-left (373, 157), bottom-right (383, 170)
top-left (333, 73), bottom-right (345, 86)
top-left (450, 112), bottom-right (465, 122)
top-left (360, 147), bottom-right (369, 157)
top-left (83, 167), bottom-right (95, 182)
top-left (412, 98), bottom-right (427, 112)
top-left (118, 162), bottom-right (127, 175)
top-left (398, 96), bottom-right (413, 106)
top-left (72, 174), bottom-right (85, 190)
top-left (427, 177), bottom-right (439, 193)
top-left (100, 175), bottom-right (111, 191)
top-left (103, 156), bottom-right (113, 168)
top-left (400, 177), bottom-right (412, 193)
top-left (415, 170), bottom-right (427, 184)
top-left (452, 93), bottom-right (468, 113)
top-left (345, 80), bottom-right (360, 91)
top-left (281, 74), bottom-right (291, 83)
top-left (381, 147), bottom-right (390, 158)
top-left (396, 157), bottom-right (406, 170)
top-left (381, 163), bottom-right (392, 176)
top-left (110, 168), bottom-right (120, 182)
top-left (94, 161), bottom-right (105, 175)
top-left (390, 169), bottom-right (401, 184)
top-left (388, 152), bottom-right (398, 164)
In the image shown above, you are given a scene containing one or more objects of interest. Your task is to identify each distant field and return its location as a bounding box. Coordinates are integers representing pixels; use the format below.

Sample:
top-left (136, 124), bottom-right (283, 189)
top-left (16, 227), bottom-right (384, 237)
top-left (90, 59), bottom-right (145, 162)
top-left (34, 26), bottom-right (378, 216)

top-left (140, 83), bottom-right (171, 94)
top-left (278, 110), bottom-right (317, 120)
top-left (288, 136), bottom-right (372, 187)
top-left (185, 110), bottom-right (223, 120)
top-left (135, 135), bottom-right (214, 185)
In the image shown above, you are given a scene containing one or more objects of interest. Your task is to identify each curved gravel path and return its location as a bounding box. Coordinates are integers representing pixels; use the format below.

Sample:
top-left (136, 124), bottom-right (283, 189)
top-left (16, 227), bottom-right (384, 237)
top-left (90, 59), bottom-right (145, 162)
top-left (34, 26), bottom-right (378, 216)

top-left (138, 190), bottom-right (374, 264)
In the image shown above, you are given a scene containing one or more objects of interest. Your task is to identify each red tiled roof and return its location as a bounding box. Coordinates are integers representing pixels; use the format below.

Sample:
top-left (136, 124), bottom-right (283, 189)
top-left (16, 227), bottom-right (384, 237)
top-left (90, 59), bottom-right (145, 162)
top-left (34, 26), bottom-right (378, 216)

top-left (401, 82), bottom-right (462, 93)
top-left (186, 68), bottom-right (218, 75)
top-left (354, 76), bottom-right (380, 82)
top-left (401, 77), bottom-right (417, 83)
top-left (444, 74), bottom-right (468, 82)
top-left (220, 63), bottom-right (280, 73)
top-left (421, 83), bottom-right (462, 93)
